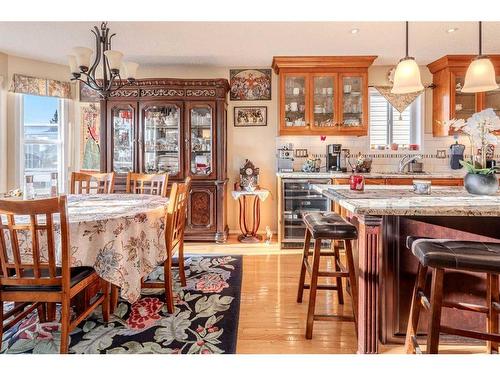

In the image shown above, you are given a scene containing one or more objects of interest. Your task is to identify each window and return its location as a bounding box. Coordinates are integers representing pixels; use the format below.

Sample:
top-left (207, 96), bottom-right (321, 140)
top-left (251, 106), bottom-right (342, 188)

top-left (369, 88), bottom-right (422, 149)
top-left (21, 94), bottom-right (66, 195)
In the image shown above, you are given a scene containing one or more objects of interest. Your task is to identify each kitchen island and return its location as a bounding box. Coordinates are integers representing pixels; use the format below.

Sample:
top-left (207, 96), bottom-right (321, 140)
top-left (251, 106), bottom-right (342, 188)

top-left (312, 184), bottom-right (500, 354)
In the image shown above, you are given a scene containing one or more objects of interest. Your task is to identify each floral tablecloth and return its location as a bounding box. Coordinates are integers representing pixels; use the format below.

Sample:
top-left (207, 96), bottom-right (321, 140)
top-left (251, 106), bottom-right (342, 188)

top-left (2, 194), bottom-right (169, 303)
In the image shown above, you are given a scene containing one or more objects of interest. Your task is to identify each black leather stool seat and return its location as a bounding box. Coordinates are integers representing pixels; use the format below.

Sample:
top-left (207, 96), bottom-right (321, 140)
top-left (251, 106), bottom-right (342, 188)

top-left (302, 211), bottom-right (357, 240)
top-left (411, 239), bottom-right (500, 274)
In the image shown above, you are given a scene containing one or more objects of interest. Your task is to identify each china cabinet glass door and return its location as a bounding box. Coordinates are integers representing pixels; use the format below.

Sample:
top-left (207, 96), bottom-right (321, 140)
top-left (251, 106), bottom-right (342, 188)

top-left (111, 106), bottom-right (135, 173)
top-left (142, 103), bottom-right (181, 176)
top-left (484, 76), bottom-right (500, 117)
top-left (311, 74), bottom-right (336, 129)
top-left (283, 74), bottom-right (309, 129)
top-left (454, 75), bottom-right (476, 120)
top-left (189, 103), bottom-right (214, 177)
top-left (340, 75), bottom-right (365, 129)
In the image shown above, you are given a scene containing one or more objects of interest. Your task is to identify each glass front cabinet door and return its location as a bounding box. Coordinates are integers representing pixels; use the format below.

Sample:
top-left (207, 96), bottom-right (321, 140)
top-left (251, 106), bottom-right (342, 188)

top-left (339, 73), bottom-right (367, 134)
top-left (453, 74), bottom-right (477, 120)
top-left (141, 102), bottom-right (182, 178)
top-left (109, 103), bottom-right (136, 174)
top-left (187, 102), bottom-right (216, 178)
top-left (310, 74), bottom-right (337, 130)
top-left (281, 73), bottom-right (310, 133)
top-left (484, 76), bottom-right (500, 117)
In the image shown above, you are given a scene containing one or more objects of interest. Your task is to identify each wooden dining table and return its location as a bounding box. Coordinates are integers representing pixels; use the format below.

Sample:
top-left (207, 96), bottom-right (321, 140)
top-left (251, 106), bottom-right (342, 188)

top-left (2, 194), bottom-right (169, 303)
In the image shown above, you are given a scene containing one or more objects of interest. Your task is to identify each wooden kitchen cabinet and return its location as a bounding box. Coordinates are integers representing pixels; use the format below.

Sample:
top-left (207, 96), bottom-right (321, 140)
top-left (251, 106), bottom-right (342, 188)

top-left (428, 55), bottom-right (500, 136)
top-left (272, 56), bottom-right (377, 136)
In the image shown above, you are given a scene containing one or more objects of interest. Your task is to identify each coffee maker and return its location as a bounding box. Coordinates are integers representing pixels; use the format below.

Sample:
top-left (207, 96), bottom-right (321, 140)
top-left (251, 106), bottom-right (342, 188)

top-left (326, 144), bottom-right (342, 171)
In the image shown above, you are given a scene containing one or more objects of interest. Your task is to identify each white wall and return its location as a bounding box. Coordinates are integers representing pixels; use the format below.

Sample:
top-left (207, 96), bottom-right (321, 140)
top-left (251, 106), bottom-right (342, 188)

top-left (0, 53), bottom-right (8, 192)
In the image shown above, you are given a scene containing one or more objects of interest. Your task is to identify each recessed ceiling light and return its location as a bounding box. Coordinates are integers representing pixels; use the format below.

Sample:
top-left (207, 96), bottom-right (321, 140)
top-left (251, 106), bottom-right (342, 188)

top-left (447, 27), bottom-right (459, 33)
top-left (350, 28), bottom-right (360, 34)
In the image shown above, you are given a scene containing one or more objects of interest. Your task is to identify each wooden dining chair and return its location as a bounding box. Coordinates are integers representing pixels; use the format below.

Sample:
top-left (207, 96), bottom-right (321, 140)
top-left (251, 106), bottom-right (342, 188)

top-left (126, 172), bottom-right (169, 197)
top-left (141, 177), bottom-right (191, 313)
top-left (70, 171), bottom-right (115, 194)
top-left (0, 196), bottom-right (110, 354)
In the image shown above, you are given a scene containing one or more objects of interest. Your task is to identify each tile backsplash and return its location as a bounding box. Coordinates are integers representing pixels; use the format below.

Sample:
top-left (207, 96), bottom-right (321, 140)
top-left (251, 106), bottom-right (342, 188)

top-left (276, 134), bottom-right (490, 174)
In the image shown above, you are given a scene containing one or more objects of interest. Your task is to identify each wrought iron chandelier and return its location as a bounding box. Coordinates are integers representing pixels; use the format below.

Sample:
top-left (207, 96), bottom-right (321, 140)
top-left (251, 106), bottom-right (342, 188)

top-left (67, 22), bottom-right (138, 99)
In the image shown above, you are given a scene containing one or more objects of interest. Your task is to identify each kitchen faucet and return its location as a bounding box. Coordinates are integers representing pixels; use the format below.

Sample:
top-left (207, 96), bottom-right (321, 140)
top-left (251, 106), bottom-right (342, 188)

top-left (398, 154), bottom-right (423, 173)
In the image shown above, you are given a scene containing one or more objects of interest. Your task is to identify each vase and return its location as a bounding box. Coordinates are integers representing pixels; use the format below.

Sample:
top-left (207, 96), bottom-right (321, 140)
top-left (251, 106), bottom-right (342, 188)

top-left (464, 173), bottom-right (499, 195)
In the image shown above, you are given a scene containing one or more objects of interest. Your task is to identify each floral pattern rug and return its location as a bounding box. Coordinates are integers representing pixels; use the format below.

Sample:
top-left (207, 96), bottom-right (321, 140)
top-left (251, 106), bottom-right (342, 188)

top-left (1, 255), bottom-right (242, 354)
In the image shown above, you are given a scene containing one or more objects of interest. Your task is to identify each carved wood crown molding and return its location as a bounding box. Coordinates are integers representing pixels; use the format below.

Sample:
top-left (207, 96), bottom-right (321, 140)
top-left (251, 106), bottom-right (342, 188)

top-left (271, 56), bottom-right (378, 73)
top-left (80, 78), bottom-right (229, 101)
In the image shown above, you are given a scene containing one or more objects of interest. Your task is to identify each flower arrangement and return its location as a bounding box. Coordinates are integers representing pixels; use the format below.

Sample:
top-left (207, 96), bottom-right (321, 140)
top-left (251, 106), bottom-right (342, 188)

top-left (446, 108), bottom-right (500, 175)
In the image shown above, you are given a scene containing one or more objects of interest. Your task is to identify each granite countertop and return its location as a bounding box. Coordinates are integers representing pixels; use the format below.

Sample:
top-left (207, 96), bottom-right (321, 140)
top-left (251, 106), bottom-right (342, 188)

top-left (276, 171), bottom-right (465, 179)
top-left (312, 184), bottom-right (500, 217)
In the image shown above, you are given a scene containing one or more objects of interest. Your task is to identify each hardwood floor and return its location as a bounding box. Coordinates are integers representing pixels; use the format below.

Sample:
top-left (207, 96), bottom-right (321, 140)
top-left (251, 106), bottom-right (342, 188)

top-left (185, 236), bottom-right (485, 354)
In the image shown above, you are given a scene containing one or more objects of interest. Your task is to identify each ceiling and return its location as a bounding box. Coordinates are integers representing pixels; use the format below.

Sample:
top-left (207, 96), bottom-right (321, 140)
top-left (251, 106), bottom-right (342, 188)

top-left (1, 21), bottom-right (500, 68)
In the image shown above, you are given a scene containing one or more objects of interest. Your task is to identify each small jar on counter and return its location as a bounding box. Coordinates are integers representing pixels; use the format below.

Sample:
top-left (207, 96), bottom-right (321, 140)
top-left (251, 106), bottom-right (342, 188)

top-left (349, 173), bottom-right (365, 191)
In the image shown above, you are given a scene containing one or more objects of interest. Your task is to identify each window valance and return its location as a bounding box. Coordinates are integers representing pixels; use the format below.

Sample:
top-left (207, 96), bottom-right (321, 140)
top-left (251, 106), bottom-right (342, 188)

top-left (373, 86), bottom-right (423, 115)
top-left (9, 74), bottom-right (72, 99)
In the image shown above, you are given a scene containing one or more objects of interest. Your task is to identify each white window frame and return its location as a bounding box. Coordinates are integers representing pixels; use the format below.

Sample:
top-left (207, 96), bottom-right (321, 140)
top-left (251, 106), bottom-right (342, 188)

top-left (17, 95), bottom-right (69, 194)
top-left (369, 88), bottom-right (425, 151)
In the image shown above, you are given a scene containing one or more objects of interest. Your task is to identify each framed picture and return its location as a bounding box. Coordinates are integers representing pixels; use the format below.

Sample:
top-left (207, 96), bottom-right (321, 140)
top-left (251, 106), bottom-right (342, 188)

top-left (234, 106), bottom-right (267, 127)
top-left (230, 69), bottom-right (272, 101)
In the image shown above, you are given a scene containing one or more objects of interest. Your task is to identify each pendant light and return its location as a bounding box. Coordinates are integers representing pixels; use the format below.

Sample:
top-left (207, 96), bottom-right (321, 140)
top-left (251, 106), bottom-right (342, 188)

top-left (391, 21), bottom-right (424, 94)
top-left (461, 21), bottom-right (499, 93)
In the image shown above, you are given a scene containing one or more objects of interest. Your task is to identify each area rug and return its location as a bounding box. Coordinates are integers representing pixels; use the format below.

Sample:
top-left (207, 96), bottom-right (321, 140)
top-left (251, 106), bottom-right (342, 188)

top-left (1, 255), bottom-right (242, 354)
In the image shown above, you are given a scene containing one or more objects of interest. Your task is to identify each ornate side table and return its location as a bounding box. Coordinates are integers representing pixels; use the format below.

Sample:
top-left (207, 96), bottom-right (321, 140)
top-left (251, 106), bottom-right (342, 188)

top-left (231, 189), bottom-right (270, 243)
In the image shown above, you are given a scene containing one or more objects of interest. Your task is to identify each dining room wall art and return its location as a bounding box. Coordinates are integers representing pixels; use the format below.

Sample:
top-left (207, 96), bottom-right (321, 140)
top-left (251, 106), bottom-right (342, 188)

top-left (229, 69), bottom-right (272, 101)
top-left (234, 106), bottom-right (267, 127)
top-left (79, 102), bottom-right (101, 171)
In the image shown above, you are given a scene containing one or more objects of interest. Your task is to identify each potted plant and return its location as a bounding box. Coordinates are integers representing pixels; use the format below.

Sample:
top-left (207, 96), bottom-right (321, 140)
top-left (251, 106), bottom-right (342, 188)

top-left (446, 108), bottom-right (500, 195)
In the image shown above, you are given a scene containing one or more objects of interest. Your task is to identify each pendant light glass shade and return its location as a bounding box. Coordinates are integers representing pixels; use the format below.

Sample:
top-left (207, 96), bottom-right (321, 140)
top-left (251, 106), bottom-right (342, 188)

top-left (71, 47), bottom-right (93, 69)
top-left (462, 21), bottom-right (499, 93)
top-left (122, 62), bottom-right (139, 79)
top-left (391, 57), bottom-right (424, 94)
top-left (67, 55), bottom-right (79, 74)
top-left (104, 50), bottom-right (123, 72)
top-left (391, 22), bottom-right (424, 94)
top-left (462, 56), bottom-right (499, 93)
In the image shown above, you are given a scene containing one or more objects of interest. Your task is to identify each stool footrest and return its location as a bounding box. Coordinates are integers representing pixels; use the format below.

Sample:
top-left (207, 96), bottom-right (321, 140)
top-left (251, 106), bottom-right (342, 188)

top-left (493, 302), bottom-right (500, 312)
top-left (442, 301), bottom-right (489, 314)
top-left (440, 325), bottom-right (500, 343)
top-left (317, 271), bottom-right (349, 277)
top-left (303, 284), bottom-right (339, 291)
top-left (313, 314), bottom-right (355, 322)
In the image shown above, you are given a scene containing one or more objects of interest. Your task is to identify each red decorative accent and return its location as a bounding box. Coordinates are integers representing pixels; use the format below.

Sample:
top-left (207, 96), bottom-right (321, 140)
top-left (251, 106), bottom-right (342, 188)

top-left (349, 174), bottom-right (365, 191)
top-left (126, 297), bottom-right (163, 330)
top-left (320, 136), bottom-right (327, 141)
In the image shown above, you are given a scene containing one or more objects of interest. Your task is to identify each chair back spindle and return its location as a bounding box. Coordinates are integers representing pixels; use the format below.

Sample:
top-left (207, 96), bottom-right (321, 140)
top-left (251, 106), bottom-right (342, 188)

top-left (70, 172), bottom-right (115, 194)
top-left (0, 196), bottom-right (71, 289)
top-left (126, 172), bottom-right (169, 197)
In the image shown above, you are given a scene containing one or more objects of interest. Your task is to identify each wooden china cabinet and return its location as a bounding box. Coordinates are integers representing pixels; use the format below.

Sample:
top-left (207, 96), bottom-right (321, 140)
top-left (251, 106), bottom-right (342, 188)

top-left (81, 78), bottom-right (230, 242)
top-left (428, 55), bottom-right (500, 136)
top-left (272, 56), bottom-right (377, 136)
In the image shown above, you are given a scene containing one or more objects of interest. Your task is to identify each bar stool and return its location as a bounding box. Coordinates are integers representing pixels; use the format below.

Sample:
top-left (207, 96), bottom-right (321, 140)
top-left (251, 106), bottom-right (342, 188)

top-left (405, 238), bottom-right (500, 354)
top-left (297, 211), bottom-right (358, 339)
